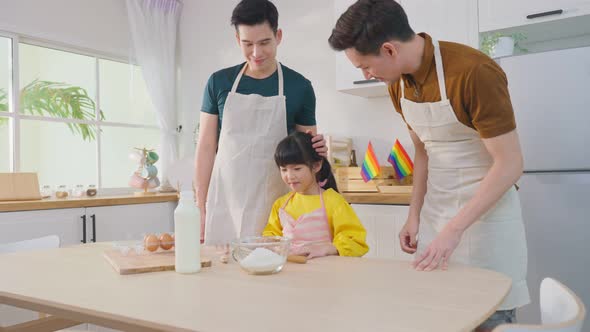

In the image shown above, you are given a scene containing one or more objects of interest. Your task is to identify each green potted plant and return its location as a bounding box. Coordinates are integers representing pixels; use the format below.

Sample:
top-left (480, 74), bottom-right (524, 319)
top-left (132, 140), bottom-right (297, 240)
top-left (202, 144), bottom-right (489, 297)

top-left (0, 79), bottom-right (103, 141)
top-left (480, 32), bottom-right (528, 58)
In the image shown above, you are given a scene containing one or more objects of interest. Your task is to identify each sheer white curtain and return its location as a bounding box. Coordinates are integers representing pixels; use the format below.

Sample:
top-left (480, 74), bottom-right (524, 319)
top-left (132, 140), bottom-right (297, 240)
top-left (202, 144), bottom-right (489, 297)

top-left (126, 0), bottom-right (182, 191)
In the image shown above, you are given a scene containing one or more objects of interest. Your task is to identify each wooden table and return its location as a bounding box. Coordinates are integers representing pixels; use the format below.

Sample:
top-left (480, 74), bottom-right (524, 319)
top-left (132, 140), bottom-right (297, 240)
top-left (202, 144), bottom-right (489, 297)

top-left (0, 244), bottom-right (511, 332)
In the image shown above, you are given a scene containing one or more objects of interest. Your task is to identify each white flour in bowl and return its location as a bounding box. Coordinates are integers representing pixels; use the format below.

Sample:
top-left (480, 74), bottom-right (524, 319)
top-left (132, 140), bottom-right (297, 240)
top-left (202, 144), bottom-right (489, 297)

top-left (239, 247), bottom-right (286, 273)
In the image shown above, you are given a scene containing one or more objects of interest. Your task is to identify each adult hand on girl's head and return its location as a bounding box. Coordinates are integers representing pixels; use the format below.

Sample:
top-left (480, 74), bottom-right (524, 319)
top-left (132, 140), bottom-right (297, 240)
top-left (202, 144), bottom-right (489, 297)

top-left (306, 130), bottom-right (328, 157)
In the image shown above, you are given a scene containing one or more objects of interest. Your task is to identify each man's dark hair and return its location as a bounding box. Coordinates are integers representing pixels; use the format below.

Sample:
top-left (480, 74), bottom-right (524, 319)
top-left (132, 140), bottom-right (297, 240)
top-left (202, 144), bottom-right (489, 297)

top-left (328, 0), bottom-right (415, 55)
top-left (231, 0), bottom-right (279, 34)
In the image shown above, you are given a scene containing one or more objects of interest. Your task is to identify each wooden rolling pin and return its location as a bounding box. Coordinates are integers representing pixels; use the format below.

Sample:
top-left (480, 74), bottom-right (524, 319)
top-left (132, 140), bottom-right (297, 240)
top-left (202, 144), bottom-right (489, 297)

top-left (287, 255), bottom-right (307, 264)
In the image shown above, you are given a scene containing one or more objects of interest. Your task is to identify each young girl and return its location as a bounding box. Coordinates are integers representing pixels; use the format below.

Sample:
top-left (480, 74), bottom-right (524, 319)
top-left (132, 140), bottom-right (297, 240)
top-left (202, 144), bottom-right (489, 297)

top-left (263, 132), bottom-right (369, 259)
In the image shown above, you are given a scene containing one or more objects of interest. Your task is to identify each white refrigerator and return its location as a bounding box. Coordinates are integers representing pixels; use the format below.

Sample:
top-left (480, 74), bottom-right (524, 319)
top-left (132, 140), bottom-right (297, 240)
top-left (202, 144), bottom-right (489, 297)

top-left (498, 46), bottom-right (590, 327)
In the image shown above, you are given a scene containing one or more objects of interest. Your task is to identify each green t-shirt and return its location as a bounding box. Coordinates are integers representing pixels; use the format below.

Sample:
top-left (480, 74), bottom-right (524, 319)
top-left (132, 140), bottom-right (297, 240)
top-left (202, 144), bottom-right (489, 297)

top-left (200, 62), bottom-right (316, 134)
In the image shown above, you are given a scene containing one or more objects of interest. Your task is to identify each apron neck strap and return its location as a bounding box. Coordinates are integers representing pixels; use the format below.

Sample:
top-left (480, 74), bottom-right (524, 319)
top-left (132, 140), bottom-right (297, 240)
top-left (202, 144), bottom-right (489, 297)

top-left (432, 39), bottom-right (447, 101)
top-left (398, 38), bottom-right (447, 101)
top-left (278, 62), bottom-right (284, 96)
top-left (230, 61), bottom-right (284, 96)
top-left (400, 76), bottom-right (405, 99)
top-left (281, 186), bottom-right (325, 210)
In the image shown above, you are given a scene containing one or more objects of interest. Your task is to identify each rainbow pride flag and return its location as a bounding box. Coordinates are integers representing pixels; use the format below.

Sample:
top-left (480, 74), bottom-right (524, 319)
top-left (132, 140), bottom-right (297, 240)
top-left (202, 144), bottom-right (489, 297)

top-left (360, 142), bottom-right (381, 183)
top-left (388, 139), bottom-right (414, 179)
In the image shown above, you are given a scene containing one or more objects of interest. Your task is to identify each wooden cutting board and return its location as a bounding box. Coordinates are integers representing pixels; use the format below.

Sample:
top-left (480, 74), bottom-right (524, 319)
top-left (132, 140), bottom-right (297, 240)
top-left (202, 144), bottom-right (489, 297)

top-left (103, 250), bottom-right (212, 275)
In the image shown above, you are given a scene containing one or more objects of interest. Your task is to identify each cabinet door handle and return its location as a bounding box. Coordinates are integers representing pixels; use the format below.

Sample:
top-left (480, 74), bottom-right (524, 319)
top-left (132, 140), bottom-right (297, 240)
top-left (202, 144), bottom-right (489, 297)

top-left (90, 214), bottom-right (96, 243)
top-left (526, 9), bottom-right (563, 19)
top-left (80, 215), bottom-right (87, 243)
top-left (353, 79), bottom-right (381, 85)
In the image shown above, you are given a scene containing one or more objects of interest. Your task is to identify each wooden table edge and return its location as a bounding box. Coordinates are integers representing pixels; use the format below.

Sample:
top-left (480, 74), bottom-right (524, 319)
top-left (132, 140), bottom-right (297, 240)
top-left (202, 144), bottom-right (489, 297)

top-left (464, 281), bottom-right (512, 331)
top-left (0, 291), bottom-right (193, 332)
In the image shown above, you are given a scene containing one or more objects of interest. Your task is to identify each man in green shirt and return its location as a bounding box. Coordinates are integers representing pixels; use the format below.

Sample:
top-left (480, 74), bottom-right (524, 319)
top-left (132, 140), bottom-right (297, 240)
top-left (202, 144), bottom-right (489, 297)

top-left (195, 0), bottom-right (326, 245)
top-left (201, 60), bottom-right (317, 135)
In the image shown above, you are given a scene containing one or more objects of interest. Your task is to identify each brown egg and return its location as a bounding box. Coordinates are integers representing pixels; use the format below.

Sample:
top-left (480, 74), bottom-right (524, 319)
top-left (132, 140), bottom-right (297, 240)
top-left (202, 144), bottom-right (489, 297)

top-left (144, 234), bottom-right (160, 252)
top-left (159, 233), bottom-right (174, 250)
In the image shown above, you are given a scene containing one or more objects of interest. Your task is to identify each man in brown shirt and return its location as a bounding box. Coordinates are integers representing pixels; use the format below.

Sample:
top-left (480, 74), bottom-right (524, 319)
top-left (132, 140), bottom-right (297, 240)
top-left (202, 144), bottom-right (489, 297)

top-left (329, 1), bottom-right (529, 331)
top-left (389, 33), bottom-right (517, 138)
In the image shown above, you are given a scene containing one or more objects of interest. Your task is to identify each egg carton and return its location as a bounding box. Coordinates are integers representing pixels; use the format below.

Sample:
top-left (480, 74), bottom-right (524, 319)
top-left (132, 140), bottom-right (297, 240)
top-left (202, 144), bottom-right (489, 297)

top-left (111, 232), bottom-right (175, 256)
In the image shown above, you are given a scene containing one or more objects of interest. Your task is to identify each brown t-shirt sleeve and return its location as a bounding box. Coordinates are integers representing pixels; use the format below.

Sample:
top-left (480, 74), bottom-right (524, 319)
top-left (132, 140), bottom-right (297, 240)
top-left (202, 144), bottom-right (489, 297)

top-left (465, 62), bottom-right (516, 138)
top-left (388, 82), bottom-right (413, 131)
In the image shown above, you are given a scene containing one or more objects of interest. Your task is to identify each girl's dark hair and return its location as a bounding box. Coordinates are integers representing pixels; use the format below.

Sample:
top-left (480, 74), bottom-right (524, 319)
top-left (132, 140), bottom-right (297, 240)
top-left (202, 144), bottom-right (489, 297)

top-left (274, 132), bottom-right (339, 192)
top-left (328, 0), bottom-right (415, 55)
top-left (231, 0), bottom-right (279, 34)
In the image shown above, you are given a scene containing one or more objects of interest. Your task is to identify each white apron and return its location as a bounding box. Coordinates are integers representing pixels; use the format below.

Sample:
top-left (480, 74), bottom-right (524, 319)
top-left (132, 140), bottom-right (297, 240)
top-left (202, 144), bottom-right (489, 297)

top-left (400, 39), bottom-right (530, 310)
top-left (205, 62), bottom-right (288, 245)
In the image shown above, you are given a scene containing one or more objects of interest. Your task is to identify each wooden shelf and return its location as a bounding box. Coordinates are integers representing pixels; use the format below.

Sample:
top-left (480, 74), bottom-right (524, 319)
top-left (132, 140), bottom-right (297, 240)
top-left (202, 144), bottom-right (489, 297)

top-left (0, 191), bottom-right (409, 211)
top-left (0, 193), bottom-right (179, 212)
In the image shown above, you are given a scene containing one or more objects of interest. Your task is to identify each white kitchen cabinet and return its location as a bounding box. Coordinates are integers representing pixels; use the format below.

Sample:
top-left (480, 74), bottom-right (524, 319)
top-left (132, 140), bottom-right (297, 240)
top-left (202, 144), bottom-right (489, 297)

top-left (333, 0), bottom-right (390, 98)
top-left (402, 0), bottom-right (479, 48)
top-left (85, 202), bottom-right (175, 242)
top-left (0, 208), bottom-right (87, 246)
top-left (352, 204), bottom-right (413, 261)
top-left (478, 0), bottom-right (590, 32)
top-left (333, 0), bottom-right (479, 98)
top-left (0, 202), bottom-right (176, 246)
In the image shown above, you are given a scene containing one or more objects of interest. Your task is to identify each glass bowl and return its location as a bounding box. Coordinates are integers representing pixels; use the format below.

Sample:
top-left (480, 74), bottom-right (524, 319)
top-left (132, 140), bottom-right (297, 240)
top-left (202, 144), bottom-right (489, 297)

top-left (230, 236), bottom-right (291, 275)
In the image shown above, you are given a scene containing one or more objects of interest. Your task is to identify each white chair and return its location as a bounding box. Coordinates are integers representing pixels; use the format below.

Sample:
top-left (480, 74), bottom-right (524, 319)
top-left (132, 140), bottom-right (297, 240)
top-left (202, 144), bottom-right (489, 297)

top-left (0, 234), bottom-right (60, 254)
top-left (494, 278), bottom-right (586, 332)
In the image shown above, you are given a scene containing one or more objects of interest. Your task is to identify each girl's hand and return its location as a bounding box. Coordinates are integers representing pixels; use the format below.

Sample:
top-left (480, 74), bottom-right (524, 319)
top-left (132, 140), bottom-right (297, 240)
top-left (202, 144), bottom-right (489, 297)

top-left (297, 242), bottom-right (338, 259)
top-left (413, 224), bottom-right (463, 271)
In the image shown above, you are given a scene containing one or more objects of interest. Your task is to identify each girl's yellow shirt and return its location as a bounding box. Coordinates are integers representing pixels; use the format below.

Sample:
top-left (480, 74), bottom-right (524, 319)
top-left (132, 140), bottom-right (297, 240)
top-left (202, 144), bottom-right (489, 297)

top-left (263, 188), bottom-right (369, 257)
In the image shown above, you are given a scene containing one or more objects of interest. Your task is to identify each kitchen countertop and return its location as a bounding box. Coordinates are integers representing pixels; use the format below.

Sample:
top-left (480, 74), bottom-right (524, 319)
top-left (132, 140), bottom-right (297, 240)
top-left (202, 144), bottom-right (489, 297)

top-left (342, 192), bottom-right (411, 205)
top-left (0, 191), bottom-right (410, 213)
top-left (0, 193), bottom-right (179, 213)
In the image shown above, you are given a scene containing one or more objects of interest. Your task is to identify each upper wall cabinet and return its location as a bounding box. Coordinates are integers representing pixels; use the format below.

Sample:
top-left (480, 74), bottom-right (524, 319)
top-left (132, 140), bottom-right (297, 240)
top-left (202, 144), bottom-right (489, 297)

top-left (333, 0), bottom-right (391, 98)
top-left (333, 0), bottom-right (479, 98)
top-left (402, 0), bottom-right (479, 48)
top-left (478, 0), bottom-right (590, 56)
top-left (479, 0), bottom-right (590, 32)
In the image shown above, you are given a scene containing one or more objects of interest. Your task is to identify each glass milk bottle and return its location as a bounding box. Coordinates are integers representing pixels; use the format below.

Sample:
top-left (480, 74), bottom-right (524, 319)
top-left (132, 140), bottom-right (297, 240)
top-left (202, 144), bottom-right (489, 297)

top-left (174, 191), bottom-right (201, 273)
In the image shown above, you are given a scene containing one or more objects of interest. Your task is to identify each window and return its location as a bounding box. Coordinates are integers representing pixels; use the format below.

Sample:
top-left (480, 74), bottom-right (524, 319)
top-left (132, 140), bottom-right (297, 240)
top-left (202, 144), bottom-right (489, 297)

top-left (1, 35), bottom-right (160, 189)
top-left (0, 36), bottom-right (11, 173)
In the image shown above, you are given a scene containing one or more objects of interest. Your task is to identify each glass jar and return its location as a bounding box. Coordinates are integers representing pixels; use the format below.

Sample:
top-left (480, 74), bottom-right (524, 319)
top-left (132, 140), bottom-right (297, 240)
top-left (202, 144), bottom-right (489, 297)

top-left (72, 184), bottom-right (85, 198)
top-left (40, 185), bottom-right (53, 199)
top-left (55, 185), bottom-right (69, 199)
top-left (86, 184), bottom-right (97, 197)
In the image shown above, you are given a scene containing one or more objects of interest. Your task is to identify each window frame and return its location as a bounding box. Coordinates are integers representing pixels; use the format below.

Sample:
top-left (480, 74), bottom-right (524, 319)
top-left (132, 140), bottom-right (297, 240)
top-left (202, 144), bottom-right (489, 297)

top-left (0, 31), bottom-right (160, 190)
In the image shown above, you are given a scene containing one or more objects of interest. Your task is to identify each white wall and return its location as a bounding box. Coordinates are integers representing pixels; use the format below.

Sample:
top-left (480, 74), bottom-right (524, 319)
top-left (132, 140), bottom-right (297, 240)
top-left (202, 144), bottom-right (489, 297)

top-left (177, 0), bottom-right (413, 167)
top-left (0, 0), bottom-right (131, 58)
top-left (1, 0), bottom-right (415, 187)
top-left (0, 1), bottom-right (160, 188)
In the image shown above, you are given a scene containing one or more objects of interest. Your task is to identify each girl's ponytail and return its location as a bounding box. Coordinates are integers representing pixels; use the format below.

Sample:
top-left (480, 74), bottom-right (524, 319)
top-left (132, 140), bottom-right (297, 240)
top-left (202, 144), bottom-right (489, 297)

top-left (317, 157), bottom-right (339, 192)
